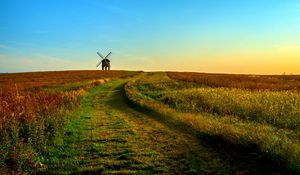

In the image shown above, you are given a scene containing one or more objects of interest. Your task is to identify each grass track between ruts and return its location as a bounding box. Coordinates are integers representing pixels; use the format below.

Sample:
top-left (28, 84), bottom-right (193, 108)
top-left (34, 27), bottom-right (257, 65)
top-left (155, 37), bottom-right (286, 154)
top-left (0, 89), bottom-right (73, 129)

top-left (39, 78), bottom-right (257, 174)
top-left (124, 72), bottom-right (300, 174)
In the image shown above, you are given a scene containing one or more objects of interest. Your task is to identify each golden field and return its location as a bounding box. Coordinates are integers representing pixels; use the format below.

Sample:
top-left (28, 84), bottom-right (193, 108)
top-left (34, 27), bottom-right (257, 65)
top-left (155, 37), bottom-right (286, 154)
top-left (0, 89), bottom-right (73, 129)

top-left (0, 70), bottom-right (139, 173)
top-left (125, 72), bottom-right (300, 173)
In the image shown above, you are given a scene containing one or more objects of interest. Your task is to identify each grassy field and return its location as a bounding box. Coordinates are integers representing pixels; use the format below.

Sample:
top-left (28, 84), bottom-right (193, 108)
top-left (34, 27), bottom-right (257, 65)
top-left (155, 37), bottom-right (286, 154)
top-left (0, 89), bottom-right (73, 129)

top-left (0, 70), bottom-right (140, 174)
top-left (125, 72), bottom-right (300, 174)
top-left (1, 70), bottom-right (300, 174)
top-left (167, 72), bottom-right (300, 90)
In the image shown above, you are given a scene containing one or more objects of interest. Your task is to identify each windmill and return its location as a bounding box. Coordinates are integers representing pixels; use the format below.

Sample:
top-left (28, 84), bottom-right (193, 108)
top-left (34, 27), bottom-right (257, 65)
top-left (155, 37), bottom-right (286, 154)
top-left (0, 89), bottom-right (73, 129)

top-left (96, 51), bottom-right (112, 70)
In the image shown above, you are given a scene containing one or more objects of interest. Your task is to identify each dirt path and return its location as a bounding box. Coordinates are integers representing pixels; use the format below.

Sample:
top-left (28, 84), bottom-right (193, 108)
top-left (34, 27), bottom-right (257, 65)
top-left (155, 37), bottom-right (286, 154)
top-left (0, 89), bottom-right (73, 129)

top-left (41, 79), bottom-right (253, 174)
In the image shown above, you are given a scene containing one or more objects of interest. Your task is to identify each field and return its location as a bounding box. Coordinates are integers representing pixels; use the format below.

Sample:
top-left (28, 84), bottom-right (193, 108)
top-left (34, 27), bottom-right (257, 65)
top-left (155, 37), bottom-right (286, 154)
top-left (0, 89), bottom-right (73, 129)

top-left (1, 70), bottom-right (300, 174)
top-left (125, 72), bottom-right (300, 174)
top-left (0, 70), bottom-right (140, 174)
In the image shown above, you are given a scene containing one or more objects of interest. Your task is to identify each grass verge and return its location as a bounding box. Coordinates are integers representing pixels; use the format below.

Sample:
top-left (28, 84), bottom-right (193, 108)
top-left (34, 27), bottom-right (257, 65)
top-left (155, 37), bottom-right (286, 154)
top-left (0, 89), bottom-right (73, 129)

top-left (124, 73), bottom-right (300, 174)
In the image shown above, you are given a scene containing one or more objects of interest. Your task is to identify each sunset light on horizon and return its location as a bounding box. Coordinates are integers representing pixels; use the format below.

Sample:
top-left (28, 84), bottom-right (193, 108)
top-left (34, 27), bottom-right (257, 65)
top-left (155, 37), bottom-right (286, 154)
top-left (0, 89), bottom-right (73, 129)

top-left (1, 0), bottom-right (300, 74)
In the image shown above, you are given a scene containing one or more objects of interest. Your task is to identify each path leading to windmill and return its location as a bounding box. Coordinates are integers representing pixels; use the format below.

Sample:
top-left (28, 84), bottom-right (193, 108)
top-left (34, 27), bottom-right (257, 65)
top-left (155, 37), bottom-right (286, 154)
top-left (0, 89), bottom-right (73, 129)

top-left (41, 78), bottom-right (230, 174)
top-left (41, 78), bottom-right (283, 174)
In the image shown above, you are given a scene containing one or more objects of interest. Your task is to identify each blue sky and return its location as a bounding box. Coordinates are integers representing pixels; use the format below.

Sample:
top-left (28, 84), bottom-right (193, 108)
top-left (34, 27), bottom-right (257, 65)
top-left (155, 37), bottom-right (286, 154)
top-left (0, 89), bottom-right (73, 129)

top-left (1, 0), bottom-right (300, 73)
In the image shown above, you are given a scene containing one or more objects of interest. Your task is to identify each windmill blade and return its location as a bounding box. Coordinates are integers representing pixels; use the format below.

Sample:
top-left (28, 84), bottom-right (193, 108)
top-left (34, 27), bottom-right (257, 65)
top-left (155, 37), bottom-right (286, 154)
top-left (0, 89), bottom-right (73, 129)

top-left (96, 60), bottom-right (102, 67)
top-left (97, 52), bottom-right (105, 59)
top-left (105, 52), bottom-right (112, 59)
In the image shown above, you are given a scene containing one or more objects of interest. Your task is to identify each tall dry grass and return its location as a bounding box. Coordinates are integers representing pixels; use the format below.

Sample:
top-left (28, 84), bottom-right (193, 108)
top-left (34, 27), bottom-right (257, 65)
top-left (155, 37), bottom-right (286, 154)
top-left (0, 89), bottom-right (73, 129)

top-left (124, 73), bottom-right (300, 173)
top-left (167, 72), bottom-right (300, 91)
top-left (0, 70), bottom-right (139, 90)
top-left (160, 88), bottom-right (300, 130)
top-left (0, 70), bottom-right (140, 173)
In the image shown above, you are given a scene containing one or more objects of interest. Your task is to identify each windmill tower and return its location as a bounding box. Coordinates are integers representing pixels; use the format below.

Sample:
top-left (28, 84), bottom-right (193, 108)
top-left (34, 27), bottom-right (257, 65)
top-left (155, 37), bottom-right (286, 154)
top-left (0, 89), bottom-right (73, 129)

top-left (96, 51), bottom-right (112, 71)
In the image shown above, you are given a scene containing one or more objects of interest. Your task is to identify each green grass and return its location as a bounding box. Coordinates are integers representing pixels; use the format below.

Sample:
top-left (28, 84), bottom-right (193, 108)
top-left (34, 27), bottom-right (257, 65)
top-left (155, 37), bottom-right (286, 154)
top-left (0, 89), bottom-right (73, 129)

top-left (3, 71), bottom-right (299, 174)
top-left (0, 71), bottom-right (140, 174)
top-left (38, 83), bottom-right (104, 174)
top-left (37, 78), bottom-right (243, 174)
top-left (125, 72), bottom-right (300, 173)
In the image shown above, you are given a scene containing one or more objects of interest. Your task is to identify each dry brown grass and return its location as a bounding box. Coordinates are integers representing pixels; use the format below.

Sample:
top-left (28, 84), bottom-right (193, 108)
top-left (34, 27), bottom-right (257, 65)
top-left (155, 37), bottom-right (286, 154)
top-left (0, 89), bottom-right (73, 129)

top-left (0, 70), bottom-right (140, 173)
top-left (125, 72), bottom-right (300, 173)
top-left (0, 70), bottom-right (139, 90)
top-left (167, 72), bottom-right (300, 91)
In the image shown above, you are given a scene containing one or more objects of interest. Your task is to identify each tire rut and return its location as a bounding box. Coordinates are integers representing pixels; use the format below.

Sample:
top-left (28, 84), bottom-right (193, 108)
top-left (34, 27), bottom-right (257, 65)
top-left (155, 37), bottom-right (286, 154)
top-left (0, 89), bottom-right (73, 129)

top-left (86, 79), bottom-right (231, 174)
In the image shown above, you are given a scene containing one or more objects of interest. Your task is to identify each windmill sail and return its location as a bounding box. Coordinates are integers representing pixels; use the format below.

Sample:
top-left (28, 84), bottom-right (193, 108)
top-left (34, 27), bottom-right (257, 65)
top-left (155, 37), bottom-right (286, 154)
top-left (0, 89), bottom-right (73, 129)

top-left (97, 52), bottom-right (105, 59)
top-left (105, 52), bottom-right (112, 59)
top-left (96, 61), bottom-right (102, 67)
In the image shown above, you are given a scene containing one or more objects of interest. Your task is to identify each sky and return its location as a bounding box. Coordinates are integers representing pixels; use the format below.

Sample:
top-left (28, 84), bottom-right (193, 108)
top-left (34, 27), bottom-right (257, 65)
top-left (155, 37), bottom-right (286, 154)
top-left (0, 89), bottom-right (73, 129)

top-left (0, 0), bottom-right (300, 74)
